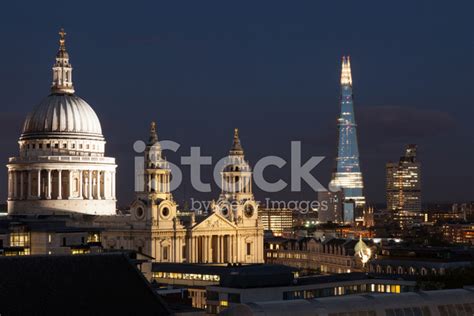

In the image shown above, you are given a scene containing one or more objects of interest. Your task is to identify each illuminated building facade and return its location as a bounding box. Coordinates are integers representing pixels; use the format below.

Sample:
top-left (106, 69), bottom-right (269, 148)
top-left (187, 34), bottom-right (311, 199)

top-left (386, 145), bottom-right (422, 229)
top-left (258, 208), bottom-right (293, 236)
top-left (331, 56), bottom-right (366, 224)
top-left (265, 237), bottom-right (372, 274)
top-left (2, 30), bottom-right (264, 265)
top-left (441, 223), bottom-right (474, 245)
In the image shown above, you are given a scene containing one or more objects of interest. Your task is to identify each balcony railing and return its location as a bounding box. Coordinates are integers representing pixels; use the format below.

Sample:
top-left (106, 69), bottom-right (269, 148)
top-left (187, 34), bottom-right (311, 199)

top-left (9, 156), bottom-right (115, 164)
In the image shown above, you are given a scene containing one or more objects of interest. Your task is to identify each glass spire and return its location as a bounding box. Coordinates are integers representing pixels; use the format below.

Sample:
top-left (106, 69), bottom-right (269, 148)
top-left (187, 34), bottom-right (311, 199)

top-left (331, 56), bottom-right (366, 223)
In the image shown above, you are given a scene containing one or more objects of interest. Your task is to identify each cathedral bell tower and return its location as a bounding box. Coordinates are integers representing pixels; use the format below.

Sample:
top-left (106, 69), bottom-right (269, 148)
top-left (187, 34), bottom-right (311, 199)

top-left (212, 129), bottom-right (258, 226)
top-left (131, 122), bottom-right (177, 229)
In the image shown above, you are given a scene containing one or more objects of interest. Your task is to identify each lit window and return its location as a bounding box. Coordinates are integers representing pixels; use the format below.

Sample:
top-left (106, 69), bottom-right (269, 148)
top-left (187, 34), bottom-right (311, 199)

top-left (220, 300), bottom-right (228, 307)
top-left (87, 233), bottom-right (100, 243)
top-left (10, 232), bottom-right (30, 247)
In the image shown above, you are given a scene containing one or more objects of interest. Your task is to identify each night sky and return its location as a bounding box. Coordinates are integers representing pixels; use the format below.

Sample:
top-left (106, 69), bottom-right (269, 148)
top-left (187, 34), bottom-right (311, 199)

top-left (0, 1), bottom-right (472, 207)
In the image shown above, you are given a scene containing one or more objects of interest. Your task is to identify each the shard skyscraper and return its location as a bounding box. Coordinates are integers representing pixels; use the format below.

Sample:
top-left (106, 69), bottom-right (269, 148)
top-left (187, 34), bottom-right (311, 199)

top-left (331, 56), bottom-right (366, 223)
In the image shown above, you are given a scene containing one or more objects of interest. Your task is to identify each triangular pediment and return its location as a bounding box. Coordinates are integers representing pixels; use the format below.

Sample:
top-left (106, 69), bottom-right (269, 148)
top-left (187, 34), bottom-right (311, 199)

top-left (192, 212), bottom-right (237, 231)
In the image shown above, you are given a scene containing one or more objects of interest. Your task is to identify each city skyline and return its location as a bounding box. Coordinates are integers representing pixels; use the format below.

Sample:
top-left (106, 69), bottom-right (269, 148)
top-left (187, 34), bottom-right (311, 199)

top-left (0, 1), bottom-right (472, 205)
top-left (0, 3), bottom-right (473, 315)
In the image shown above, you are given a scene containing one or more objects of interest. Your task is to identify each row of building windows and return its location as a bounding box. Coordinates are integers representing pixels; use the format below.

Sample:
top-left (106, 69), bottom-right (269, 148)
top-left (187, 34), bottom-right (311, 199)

top-left (153, 272), bottom-right (221, 282)
top-left (23, 142), bottom-right (103, 151)
top-left (371, 265), bottom-right (445, 276)
top-left (268, 251), bottom-right (352, 266)
top-left (284, 284), bottom-right (402, 301)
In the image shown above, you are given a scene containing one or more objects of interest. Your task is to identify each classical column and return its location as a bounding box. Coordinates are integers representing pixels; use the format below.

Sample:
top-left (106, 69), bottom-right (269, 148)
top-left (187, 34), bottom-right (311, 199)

top-left (13, 171), bottom-right (18, 199)
top-left (209, 236), bottom-right (212, 263)
top-left (104, 171), bottom-right (110, 199)
top-left (111, 171), bottom-right (116, 199)
top-left (195, 237), bottom-right (201, 263)
top-left (179, 237), bottom-right (184, 262)
top-left (20, 171), bottom-right (24, 200)
top-left (79, 170), bottom-right (83, 199)
top-left (57, 170), bottom-right (62, 199)
top-left (68, 171), bottom-right (73, 199)
top-left (223, 236), bottom-right (226, 262)
top-left (234, 235), bottom-right (240, 263)
top-left (229, 235), bottom-right (233, 263)
top-left (97, 171), bottom-right (101, 199)
top-left (189, 237), bottom-right (194, 263)
top-left (7, 171), bottom-right (12, 199)
top-left (159, 174), bottom-right (163, 193)
top-left (47, 170), bottom-right (52, 199)
top-left (208, 236), bottom-right (213, 263)
top-left (228, 235), bottom-right (232, 263)
top-left (37, 169), bottom-right (41, 199)
top-left (217, 236), bottom-right (222, 263)
top-left (192, 237), bottom-right (197, 263)
top-left (88, 170), bottom-right (93, 200)
top-left (27, 171), bottom-right (32, 198)
top-left (168, 174), bottom-right (171, 193)
top-left (203, 236), bottom-right (208, 263)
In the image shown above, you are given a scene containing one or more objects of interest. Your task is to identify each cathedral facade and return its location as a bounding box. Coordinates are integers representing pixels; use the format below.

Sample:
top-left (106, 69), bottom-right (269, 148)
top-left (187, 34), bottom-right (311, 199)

top-left (117, 124), bottom-right (264, 263)
top-left (2, 30), bottom-right (264, 264)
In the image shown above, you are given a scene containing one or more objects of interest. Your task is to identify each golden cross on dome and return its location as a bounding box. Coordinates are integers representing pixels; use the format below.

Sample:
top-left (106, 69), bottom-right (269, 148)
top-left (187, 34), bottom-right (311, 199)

top-left (58, 28), bottom-right (66, 49)
top-left (59, 28), bottom-right (66, 39)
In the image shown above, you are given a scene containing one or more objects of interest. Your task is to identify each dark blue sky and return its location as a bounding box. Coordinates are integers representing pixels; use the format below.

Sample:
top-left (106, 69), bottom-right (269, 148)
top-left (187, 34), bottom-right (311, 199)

top-left (0, 1), bottom-right (473, 206)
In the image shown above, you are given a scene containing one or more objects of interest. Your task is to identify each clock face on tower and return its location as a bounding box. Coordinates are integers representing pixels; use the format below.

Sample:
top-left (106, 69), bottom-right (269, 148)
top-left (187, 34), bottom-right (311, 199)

top-left (161, 207), bottom-right (170, 218)
top-left (244, 203), bottom-right (254, 218)
top-left (221, 206), bottom-right (229, 217)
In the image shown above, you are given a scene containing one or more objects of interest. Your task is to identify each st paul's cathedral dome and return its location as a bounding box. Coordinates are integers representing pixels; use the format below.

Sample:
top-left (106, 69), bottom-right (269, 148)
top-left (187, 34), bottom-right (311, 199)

top-left (6, 29), bottom-right (117, 216)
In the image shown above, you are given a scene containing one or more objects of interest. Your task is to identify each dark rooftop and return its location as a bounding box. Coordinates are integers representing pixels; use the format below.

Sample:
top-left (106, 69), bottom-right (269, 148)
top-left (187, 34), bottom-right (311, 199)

top-left (0, 253), bottom-right (170, 315)
top-left (0, 215), bottom-right (104, 234)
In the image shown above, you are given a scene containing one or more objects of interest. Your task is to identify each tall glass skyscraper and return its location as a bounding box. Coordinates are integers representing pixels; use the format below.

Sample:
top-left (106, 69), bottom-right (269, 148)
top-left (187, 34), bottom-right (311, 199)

top-left (331, 56), bottom-right (366, 223)
top-left (386, 144), bottom-right (422, 230)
